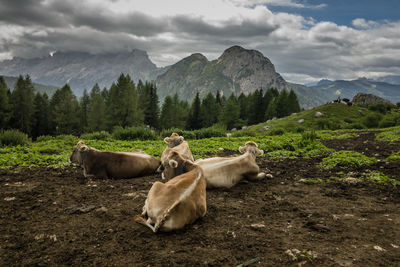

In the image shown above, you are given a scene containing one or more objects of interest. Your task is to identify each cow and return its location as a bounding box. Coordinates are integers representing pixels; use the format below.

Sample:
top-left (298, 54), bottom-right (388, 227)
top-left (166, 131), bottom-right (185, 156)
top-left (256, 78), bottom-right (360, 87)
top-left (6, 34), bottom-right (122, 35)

top-left (135, 151), bottom-right (206, 232)
top-left (70, 141), bottom-right (161, 179)
top-left (158, 133), bottom-right (195, 180)
top-left (194, 141), bottom-right (266, 188)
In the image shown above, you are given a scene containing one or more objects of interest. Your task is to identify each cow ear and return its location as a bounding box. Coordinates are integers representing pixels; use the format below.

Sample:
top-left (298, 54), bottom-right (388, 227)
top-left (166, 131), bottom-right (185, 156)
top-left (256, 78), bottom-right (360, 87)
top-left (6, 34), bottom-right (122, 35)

top-left (179, 136), bottom-right (184, 142)
top-left (238, 146), bottom-right (245, 153)
top-left (169, 160), bottom-right (178, 168)
top-left (164, 137), bottom-right (170, 144)
top-left (77, 140), bottom-right (84, 146)
top-left (80, 145), bottom-right (87, 152)
top-left (257, 149), bottom-right (264, 156)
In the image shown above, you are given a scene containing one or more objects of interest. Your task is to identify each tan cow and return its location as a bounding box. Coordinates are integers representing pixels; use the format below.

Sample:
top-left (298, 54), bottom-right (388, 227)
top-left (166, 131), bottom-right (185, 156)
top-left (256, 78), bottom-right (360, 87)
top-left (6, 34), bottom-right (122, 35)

top-left (70, 141), bottom-right (161, 179)
top-left (194, 141), bottom-right (266, 188)
top-left (135, 151), bottom-right (206, 232)
top-left (158, 133), bottom-right (195, 180)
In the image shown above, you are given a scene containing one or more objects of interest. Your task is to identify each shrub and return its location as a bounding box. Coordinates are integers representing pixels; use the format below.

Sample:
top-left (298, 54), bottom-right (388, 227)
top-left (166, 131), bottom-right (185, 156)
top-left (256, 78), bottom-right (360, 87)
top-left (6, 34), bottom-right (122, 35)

top-left (344, 118), bottom-right (353, 124)
top-left (159, 128), bottom-right (196, 140)
top-left (0, 129), bottom-right (30, 146)
top-left (316, 119), bottom-right (340, 130)
top-left (378, 117), bottom-right (397, 128)
top-left (268, 128), bottom-right (285, 136)
top-left (364, 114), bottom-right (383, 128)
top-left (113, 126), bottom-right (157, 140)
top-left (368, 103), bottom-right (392, 114)
top-left (231, 128), bottom-right (257, 137)
top-left (321, 150), bottom-right (377, 169)
top-left (298, 130), bottom-right (318, 148)
top-left (296, 127), bottom-right (305, 133)
top-left (194, 126), bottom-right (226, 139)
top-left (36, 135), bottom-right (55, 142)
top-left (345, 123), bottom-right (365, 129)
top-left (81, 131), bottom-right (111, 140)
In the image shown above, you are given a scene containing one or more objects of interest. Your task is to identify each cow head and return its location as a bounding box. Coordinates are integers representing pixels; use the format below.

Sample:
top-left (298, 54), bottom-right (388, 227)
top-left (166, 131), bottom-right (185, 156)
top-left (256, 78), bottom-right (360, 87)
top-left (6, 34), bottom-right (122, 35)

top-left (164, 132), bottom-right (184, 148)
top-left (238, 141), bottom-right (264, 157)
top-left (70, 141), bottom-right (90, 165)
top-left (162, 151), bottom-right (192, 178)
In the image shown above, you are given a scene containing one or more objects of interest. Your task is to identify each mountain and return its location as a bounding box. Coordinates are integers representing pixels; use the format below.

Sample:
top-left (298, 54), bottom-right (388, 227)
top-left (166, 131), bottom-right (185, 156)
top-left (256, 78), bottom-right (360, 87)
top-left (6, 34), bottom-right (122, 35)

top-left (0, 49), bottom-right (166, 96)
top-left (375, 75), bottom-right (400, 85)
top-left (2, 75), bottom-right (59, 96)
top-left (310, 78), bottom-right (400, 104)
top-left (155, 45), bottom-right (287, 101)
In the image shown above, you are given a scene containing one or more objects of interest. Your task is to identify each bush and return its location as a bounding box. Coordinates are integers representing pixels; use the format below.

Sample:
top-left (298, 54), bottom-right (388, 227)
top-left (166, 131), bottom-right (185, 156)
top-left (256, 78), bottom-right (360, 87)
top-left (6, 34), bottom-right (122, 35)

top-left (368, 103), bottom-right (392, 114)
top-left (194, 126), bottom-right (226, 139)
top-left (0, 129), bottom-right (30, 146)
top-left (298, 130), bottom-right (318, 148)
top-left (36, 135), bottom-right (55, 142)
top-left (159, 128), bottom-right (196, 140)
top-left (345, 122), bottom-right (365, 129)
top-left (81, 131), bottom-right (111, 140)
top-left (296, 127), bottom-right (305, 133)
top-left (378, 117), bottom-right (397, 128)
top-left (344, 118), bottom-right (353, 124)
top-left (364, 114), bottom-right (383, 128)
top-left (231, 128), bottom-right (257, 137)
top-left (268, 128), bottom-right (285, 136)
top-left (113, 126), bottom-right (157, 140)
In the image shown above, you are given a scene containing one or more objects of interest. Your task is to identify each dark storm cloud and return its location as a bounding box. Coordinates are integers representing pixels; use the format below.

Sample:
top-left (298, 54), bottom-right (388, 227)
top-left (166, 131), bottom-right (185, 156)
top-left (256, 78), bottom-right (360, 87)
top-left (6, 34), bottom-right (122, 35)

top-left (171, 15), bottom-right (278, 38)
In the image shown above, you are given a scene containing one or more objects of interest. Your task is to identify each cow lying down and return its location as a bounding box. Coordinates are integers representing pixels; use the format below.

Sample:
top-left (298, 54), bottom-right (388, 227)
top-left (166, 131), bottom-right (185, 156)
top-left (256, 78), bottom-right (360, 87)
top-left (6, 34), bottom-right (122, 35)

top-left (158, 132), bottom-right (194, 180)
top-left (135, 151), bottom-right (206, 232)
top-left (194, 141), bottom-right (266, 188)
top-left (70, 141), bottom-right (161, 179)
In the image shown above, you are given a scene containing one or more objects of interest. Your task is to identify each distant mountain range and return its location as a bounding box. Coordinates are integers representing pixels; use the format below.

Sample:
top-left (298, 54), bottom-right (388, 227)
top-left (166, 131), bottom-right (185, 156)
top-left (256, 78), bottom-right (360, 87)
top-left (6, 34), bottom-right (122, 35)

top-left (0, 49), bottom-right (166, 96)
top-left (3, 75), bottom-right (59, 96)
top-left (0, 46), bottom-right (399, 107)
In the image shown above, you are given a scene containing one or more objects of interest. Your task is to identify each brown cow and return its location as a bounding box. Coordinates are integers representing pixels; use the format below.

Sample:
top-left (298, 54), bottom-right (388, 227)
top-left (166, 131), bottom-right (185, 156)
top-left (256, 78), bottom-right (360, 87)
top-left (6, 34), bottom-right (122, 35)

top-left (194, 141), bottom-right (266, 188)
top-left (70, 141), bottom-right (161, 179)
top-left (158, 133), bottom-right (194, 180)
top-left (135, 151), bottom-right (206, 232)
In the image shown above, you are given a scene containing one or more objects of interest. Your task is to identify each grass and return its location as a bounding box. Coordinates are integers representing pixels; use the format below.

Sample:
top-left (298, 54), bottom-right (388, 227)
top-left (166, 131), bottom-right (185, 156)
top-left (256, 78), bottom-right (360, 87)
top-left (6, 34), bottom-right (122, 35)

top-left (320, 150), bottom-right (377, 169)
top-left (233, 103), bottom-right (400, 136)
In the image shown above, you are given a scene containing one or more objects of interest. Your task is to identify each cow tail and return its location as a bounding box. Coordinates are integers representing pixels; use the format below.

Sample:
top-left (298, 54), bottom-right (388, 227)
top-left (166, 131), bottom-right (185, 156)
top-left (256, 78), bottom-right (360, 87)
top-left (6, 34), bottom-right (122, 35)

top-left (154, 169), bottom-right (203, 232)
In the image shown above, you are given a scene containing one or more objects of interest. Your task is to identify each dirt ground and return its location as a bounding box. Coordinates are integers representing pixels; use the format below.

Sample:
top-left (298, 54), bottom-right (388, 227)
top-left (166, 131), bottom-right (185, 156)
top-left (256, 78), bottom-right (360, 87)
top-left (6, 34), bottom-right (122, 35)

top-left (1, 132), bottom-right (400, 266)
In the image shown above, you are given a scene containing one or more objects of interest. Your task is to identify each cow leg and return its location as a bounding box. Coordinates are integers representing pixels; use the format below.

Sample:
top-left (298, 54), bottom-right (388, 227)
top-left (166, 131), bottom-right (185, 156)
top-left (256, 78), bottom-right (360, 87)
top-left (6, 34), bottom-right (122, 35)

top-left (247, 172), bottom-right (266, 181)
top-left (134, 215), bottom-right (157, 233)
top-left (141, 198), bottom-right (148, 216)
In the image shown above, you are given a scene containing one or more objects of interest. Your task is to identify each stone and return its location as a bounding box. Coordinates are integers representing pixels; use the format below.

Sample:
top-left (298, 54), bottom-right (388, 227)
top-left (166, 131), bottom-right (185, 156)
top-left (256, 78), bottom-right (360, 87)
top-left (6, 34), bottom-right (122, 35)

top-left (298, 119), bottom-right (304, 124)
top-left (314, 111), bottom-right (324, 118)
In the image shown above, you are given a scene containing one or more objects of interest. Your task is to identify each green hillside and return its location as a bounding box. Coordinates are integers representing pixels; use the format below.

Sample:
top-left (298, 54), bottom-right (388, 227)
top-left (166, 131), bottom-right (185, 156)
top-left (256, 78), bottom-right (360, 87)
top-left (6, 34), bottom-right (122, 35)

top-left (3, 75), bottom-right (59, 96)
top-left (234, 103), bottom-right (400, 136)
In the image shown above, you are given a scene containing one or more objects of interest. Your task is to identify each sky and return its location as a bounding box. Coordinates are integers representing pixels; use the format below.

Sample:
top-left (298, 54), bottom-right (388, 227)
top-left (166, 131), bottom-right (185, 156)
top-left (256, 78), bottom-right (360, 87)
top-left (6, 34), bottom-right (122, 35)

top-left (0, 0), bottom-right (399, 84)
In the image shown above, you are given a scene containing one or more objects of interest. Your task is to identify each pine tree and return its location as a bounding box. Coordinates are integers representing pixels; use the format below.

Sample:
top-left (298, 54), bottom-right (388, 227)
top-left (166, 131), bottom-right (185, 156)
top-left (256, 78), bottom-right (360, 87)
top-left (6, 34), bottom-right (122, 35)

top-left (248, 89), bottom-right (264, 125)
top-left (200, 92), bottom-right (220, 128)
top-left (10, 75), bottom-right (35, 134)
top-left (219, 94), bottom-right (240, 129)
top-left (186, 92), bottom-right (202, 130)
top-left (32, 93), bottom-right (50, 138)
top-left (88, 84), bottom-right (107, 132)
top-left (0, 76), bottom-right (10, 129)
top-left (238, 93), bottom-right (248, 123)
top-left (173, 94), bottom-right (190, 129)
top-left (50, 84), bottom-right (80, 135)
top-left (79, 89), bottom-right (90, 133)
top-left (160, 96), bottom-right (175, 129)
top-left (287, 89), bottom-right (301, 114)
top-left (275, 89), bottom-right (290, 118)
top-left (145, 83), bottom-right (159, 128)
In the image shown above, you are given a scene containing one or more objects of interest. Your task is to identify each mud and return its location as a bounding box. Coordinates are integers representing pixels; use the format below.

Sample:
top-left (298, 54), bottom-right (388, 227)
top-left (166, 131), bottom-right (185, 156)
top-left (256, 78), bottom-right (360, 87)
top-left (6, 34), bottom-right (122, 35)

top-left (1, 132), bottom-right (400, 266)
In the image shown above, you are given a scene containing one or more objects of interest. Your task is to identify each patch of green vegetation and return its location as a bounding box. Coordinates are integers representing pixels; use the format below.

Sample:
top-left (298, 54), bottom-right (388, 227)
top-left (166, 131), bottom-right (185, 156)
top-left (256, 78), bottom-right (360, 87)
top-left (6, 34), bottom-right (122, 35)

top-left (233, 103), bottom-right (400, 136)
top-left (319, 132), bottom-right (359, 140)
top-left (363, 170), bottom-right (400, 186)
top-left (386, 150), bottom-right (400, 162)
top-left (321, 150), bottom-right (377, 169)
top-left (376, 126), bottom-right (400, 142)
top-left (80, 131), bottom-right (112, 140)
top-left (0, 129), bottom-right (31, 146)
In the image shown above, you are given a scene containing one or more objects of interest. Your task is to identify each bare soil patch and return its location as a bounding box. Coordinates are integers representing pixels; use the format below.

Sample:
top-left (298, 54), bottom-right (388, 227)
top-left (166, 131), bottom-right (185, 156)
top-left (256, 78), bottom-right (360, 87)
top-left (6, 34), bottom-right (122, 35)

top-left (1, 132), bottom-right (400, 266)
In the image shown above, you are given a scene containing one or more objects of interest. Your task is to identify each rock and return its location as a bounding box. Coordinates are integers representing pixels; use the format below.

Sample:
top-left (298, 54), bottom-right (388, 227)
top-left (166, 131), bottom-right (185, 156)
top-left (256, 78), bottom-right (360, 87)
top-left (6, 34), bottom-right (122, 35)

top-left (260, 125), bottom-right (270, 131)
top-left (4, 197), bottom-right (16, 201)
top-left (231, 128), bottom-right (237, 132)
top-left (250, 223), bottom-right (265, 229)
top-left (96, 206), bottom-right (108, 213)
top-left (298, 119), bottom-right (304, 124)
top-left (314, 111), bottom-right (324, 118)
top-left (373, 245), bottom-right (385, 252)
top-left (242, 126), bottom-right (247, 129)
top-left (266, 174), bottom-right (273, 179)
top-left (66, 204), bottom-right (97, 214)
top-left (226, 133), bottom-right (232, 138)
top-left (272, 117), bottom-right (277, 121)
top-left (343, 178), bottom-right (359, 184)
top-left (218, 147), bottom-right (224, 151)
top-left (352, 93), bottom-right (395, 106)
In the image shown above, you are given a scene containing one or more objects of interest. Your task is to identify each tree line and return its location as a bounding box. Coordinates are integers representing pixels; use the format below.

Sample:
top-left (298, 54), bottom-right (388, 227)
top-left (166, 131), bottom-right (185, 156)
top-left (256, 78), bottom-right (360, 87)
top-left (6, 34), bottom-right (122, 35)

top-left (0, 74), bottom-right (300, 138)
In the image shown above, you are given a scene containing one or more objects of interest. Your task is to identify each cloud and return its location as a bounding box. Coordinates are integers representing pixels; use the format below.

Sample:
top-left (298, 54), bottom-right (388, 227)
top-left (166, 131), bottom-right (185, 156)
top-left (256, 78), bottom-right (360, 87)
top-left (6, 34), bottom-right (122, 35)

top-left (0, 0), bottom-right (399, 84)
